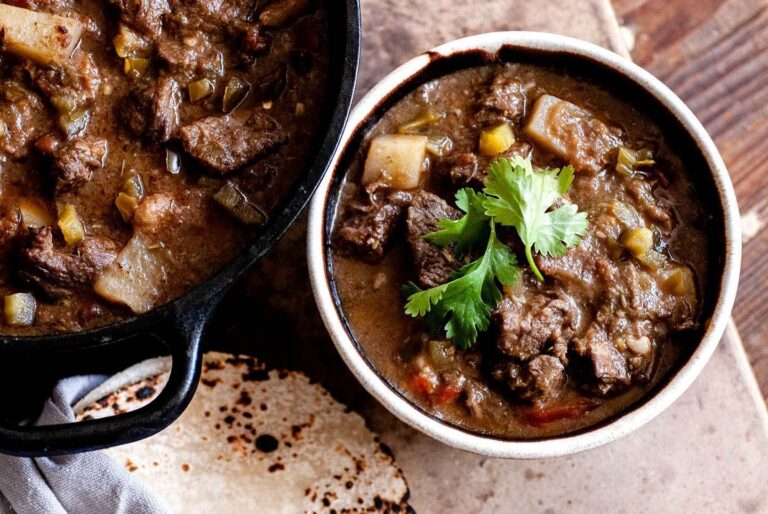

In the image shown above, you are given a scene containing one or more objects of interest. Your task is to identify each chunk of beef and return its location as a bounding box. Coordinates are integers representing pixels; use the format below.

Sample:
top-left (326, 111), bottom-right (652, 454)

top-left (627, 179), bottom-right (672, 225)
top-left (121, 77), bottom-right (181, 142)
top-left (180, 112), bottom-right (285, 174)
top-left (335, 185), bottom-right (412, 262)
top-left (535, 230), bottom-right (608, 303)
top-left (441, 153), bottom-right (480, 188)
top-left (52, 136), bottom-right (108, 192)
top-left (157, 37), bottom-right (224, 77)
top-left (495, 289), bottom-right (578, 361)
top-left (26, 53), bottom-right (101, 112)
top-left (0, 81), bottom-right (49, 160)
top-left (567, 258), bottom-right (687, 393)
top-left (109, 0), bottom-right (170, 39)
top-left (406, 191), bottom-right (461, 288)
top-left (479, 73), bottom-right (526, 122)
top-left (17, 227), bottom-right (118, 297)
top-left (241, 24), bottom-right (271, 55)
top-left (579, 328), bottom-right (631, 395)
top-left (438, 143), bottom-right (532, 188)
top-left (493, 355), bottom-right (566, 406)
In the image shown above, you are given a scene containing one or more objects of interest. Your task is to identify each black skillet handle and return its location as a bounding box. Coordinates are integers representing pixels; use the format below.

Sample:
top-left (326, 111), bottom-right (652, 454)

top-left (0, 296), bottom-right (218, 457)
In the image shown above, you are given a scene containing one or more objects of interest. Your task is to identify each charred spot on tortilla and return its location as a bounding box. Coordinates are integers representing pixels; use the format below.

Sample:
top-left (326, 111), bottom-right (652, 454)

top-left (135, 386), bottom-right (155, 400)
top-left (201, 378), bottom-right (221, 388)
top-left (255, 434), bottom-right (279, 453)
top-left (243, 368), bottom-right (270, 382)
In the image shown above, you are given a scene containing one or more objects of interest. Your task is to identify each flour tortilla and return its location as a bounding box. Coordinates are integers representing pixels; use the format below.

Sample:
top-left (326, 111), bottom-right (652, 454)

top-left (75, 352), bottom-right (411, 513)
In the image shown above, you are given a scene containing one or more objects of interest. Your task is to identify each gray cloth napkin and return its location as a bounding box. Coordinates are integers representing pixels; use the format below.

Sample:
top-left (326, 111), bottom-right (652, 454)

top-left (0, 376), bottom-right (170, 514)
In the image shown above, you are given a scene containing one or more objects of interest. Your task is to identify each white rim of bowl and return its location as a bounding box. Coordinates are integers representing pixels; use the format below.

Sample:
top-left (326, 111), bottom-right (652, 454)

top-left (308, 31), bottom-right (741, 459)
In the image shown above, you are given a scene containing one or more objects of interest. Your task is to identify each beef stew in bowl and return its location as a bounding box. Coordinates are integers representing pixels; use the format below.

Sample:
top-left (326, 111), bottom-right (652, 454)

top-left (0, 0), bottom-right (331, 335)
top-left (309, 33), bottom-right (739, 456)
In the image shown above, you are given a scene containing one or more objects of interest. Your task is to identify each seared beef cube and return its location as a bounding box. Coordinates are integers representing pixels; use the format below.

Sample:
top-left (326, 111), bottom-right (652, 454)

top-left (26, 53), bottom-right (101, 112)
top-left (242, 25), bottom-right (272, 55)
top-left (53, 136), bottom-right (108, 192)
top-left (122, 77), bottom-right (181, 143)
top-left (335, 186), bottom-right (412, 262)
top-left (157, 37), bottom-right (224, 77)
top-left (442, 153), bottom-right (481, 188)
top-left (406, 191), bottom-right (461, 288)
top-left (627, 179), bottom-right (672, 225)
top-left (493, 355), bottom-right (566, 405)
top-left (584, 334), bottom-right (631, 394)
top-left (534, 225), bottom-right (608, 301)
top-left (438, 143), bottom-right (532, 188)
top-left (109, 0), bottom-right (169, 38)
top-left (17, 227), bottom-right (118, 297)
top-left (495, 290), bottom-right (577, 361)
top-left (0, 81), bottom-right (49, 160)
top-left (479, 73), bottom-right (526, 122)
top-left (180, 112), bottom-right (285, 174)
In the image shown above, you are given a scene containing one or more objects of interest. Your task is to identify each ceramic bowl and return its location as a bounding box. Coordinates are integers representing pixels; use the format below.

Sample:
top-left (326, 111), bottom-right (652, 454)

top-left (307, 31), bottom-right (741, 458)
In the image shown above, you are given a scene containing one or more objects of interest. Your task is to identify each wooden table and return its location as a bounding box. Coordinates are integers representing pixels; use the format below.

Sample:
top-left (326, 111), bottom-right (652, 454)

top-left (612, 0), bottom-right (768, 399)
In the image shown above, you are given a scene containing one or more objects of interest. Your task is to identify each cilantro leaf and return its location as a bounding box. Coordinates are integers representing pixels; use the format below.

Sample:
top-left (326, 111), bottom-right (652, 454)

top-left (483, 157), bottom-right (588, 280)
top-left (404, 223), bottom-right (519, 349)
top-left (423, 188), bottom-right (491, 256)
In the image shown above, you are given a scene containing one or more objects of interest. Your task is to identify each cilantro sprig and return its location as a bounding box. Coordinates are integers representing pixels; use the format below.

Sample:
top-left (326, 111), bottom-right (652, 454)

top-left (403, 156), bottom-right (588, 348)
top-left (404, 222), bottom-right (519, 349)
top-left (423, 188), bottom-right (491, 257)
top-left (484, 156), bottom-right (588, 280)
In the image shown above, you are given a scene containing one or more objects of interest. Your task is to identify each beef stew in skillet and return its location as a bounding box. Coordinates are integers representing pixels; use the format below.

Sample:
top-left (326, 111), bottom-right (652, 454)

top-left (0, 0), bottom-right (330, 334)
top-left (332, 63), bottom-right (714, 438)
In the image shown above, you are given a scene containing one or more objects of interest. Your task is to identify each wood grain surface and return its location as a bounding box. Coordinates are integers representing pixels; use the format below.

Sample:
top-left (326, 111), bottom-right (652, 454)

top-left (612, 0), bottom-right (768, 399)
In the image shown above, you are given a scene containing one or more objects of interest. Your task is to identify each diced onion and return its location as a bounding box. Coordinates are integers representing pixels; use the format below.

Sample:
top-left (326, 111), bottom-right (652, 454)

top-left (635, 249), bottom-right (667, 270)
top-left (616, 146), bottom-right (654, 176)
top-left (425, 135), bottom-right (453, 158)
top-left (213, 181), bottom-right (267, 225)
top-left (122, 173), bottom-right (145, 200)
top-left (397, 110), bottom-right (440, 134)
top-left (188, 78), bottom-right (214, 102)
top-left (222, 77), bottom-right (251, 113)
top-left (115, 192), bottom-right (139, 222)
top-left (123, 57), bottom-right (150, 77)
top-left (165, 149), bottom-right (181, 174)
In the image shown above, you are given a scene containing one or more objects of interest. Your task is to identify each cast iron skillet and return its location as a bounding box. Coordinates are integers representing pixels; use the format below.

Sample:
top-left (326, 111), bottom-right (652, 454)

top-left (0, 0), bottom-right (361, 457)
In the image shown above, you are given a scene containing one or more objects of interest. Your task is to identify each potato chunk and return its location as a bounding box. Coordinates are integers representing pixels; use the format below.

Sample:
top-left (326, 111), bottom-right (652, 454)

top-left (57, 204), bottom-right (85, 246)
top-left (362, 134), bottom-right (428, 190)
top-left (94, 233), bottom-right (168, 314)
top-left (4, 293), bottom-right (36, 326)
top-left (523, 94), bottom-right (622, 173)
top-left (0, 5), bottom-right (84, 65)
top-left (17, 198), bottom-right (53, 229)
